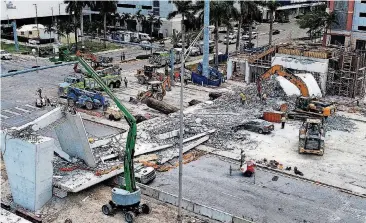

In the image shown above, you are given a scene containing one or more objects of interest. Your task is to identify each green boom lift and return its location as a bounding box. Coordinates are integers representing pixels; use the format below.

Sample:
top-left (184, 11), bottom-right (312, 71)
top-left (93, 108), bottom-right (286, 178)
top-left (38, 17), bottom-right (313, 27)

top-left (76, 56), bottom-right (150, 222)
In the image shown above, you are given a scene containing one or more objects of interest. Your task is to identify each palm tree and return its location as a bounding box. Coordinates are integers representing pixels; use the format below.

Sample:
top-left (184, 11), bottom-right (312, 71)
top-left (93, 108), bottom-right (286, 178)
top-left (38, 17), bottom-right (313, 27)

top-left (134, 9), bottom-right (145, 32)
top-left (168, 0), bottom-right (196, 60)
top-left (243, 2), bottom-right (262, 47)
top-left (235, 1), bottom-right (244, 52)
top-left (121, 12), bottom-right (132, 29)
top-left (96, 0), bottom-right (117, 48)
top-left (221, 2), bottom-right (238, 55)
top-left (45, 22), bottom-right (56, 43)
top-left (322, 12), bottom-right (338, 46)
top-left (197, 1), bottom-right (229, 66)
top-left (259, 1), bottom-right (281, 45)
top-left (266, 1), bottom-right (281, 45)
top-left (64, 1), bottom-right (95, 50)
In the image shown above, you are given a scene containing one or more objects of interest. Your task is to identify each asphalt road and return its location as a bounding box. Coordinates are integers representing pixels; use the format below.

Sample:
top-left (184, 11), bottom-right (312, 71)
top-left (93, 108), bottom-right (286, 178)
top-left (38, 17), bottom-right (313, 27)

top-left (150, 155), bottom-right (366, 223)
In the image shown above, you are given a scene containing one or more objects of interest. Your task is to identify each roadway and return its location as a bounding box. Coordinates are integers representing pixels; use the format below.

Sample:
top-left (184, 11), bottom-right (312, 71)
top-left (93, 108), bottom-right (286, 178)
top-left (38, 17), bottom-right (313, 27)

top-left (150, 155), bottom-right (366, 223)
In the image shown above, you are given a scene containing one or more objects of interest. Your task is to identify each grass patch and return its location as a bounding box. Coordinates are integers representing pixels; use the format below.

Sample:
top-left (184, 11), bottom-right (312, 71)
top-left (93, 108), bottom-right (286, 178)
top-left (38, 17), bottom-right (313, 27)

top-left (0, 43), bottom-right (31, 53)
top-left (77, 40), bottom-right (121, 53)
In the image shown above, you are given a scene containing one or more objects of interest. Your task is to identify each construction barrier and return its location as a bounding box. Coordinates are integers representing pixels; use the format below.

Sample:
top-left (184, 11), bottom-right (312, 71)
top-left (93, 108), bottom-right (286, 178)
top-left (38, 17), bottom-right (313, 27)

top-left (137, 183), bottom-right (253, 223)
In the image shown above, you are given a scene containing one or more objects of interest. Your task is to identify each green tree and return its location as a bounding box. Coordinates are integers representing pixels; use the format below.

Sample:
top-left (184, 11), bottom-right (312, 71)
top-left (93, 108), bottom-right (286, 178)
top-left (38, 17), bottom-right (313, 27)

top-left (64, 1), bottom-right (95, 50)
top-left (96, 0), bottom-right (117, 48)
top-left (134, 9), bottom-right (146, 32)
top-left (121, 12), bottom-right (132, 29)
top-left (259, 1), bottom-right (281, 45)
top-left (45, 22), bottom-right (56, 43)
top-left (242, 2), bottom-right (262, 47)
top-left (168, 0), bottom-right (196, 61)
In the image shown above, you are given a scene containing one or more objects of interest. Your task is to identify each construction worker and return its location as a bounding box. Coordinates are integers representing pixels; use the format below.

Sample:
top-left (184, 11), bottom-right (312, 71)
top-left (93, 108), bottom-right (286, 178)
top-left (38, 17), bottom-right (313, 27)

top-left (124, 77), bottom-right (128, 88)
top-left (281, 114), bottom-right (286, 129)
top-left (123, 52), bottom-right (126, 61)
top-left (240, 92), bottom-right (247, 105)
top-left (262, 93), bottom-right (267, 104)
top-left (120, 52), bottom-right (123, 61)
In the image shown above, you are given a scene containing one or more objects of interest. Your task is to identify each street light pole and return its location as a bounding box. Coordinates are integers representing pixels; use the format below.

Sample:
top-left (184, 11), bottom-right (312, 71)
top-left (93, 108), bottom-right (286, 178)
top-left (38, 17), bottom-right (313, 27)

top-left (51, 7), bottom-right (54, 25)
top-left (33, 4), bottom-right (39, 39)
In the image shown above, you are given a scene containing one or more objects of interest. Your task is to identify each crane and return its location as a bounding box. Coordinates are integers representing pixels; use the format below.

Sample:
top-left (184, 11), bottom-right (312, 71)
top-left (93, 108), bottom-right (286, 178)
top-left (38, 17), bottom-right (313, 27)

top-left (258, 64), bottom-right (310, 97)
top-left (76, 52), bottom-right (150, 222)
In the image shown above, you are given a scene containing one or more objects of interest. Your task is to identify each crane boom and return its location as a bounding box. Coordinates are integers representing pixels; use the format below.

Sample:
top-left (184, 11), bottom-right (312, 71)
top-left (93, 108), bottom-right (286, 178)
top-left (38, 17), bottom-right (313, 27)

top-left (76, 55), bottom-right (137, 192)
top-left (260, 65), bottom-right (310, 97)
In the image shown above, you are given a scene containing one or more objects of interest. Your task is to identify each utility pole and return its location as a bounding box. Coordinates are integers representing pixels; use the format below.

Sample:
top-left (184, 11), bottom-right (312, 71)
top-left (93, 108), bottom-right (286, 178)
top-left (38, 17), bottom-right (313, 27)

top-left (202, 0), bottom-right (210, 78)
top-left (58, 3), bottom-right (61, 43)
top-left (33, 4), bottom-right (39, 39)
top-left (177, 19), bottom-right (185, 223)
top-left (51, 7), bottom-right (54, 24)
top-left (12, 21), bottom-right (19, 51)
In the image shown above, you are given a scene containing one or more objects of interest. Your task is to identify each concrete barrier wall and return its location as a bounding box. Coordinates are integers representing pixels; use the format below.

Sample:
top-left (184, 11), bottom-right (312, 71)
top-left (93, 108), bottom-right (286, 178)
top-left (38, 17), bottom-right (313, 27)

top-left (138, 183), bottom-right (252, 223)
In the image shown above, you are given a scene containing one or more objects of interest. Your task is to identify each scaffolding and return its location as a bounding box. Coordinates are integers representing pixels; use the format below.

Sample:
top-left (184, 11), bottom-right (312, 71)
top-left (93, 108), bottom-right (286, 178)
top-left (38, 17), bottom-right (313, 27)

top-left (327, 51), bottom-right (366, 98)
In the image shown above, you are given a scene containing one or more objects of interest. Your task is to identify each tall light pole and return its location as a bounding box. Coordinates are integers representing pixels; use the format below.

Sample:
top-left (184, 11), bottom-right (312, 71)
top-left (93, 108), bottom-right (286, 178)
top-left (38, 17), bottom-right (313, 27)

top-left (177, 18), bottom-right (185, 223)
top-left (33, 4), bottom-right (39, 39)
top-left (51, 7), bottom-right (54, 24)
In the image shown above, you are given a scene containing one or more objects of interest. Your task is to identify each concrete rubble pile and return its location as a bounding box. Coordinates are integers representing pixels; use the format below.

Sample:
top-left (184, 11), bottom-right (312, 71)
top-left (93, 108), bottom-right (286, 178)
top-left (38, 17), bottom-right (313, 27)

top-left (135, 83), bottom-right (298, 152)
top-left (324, 115), bottom-right (357, 132)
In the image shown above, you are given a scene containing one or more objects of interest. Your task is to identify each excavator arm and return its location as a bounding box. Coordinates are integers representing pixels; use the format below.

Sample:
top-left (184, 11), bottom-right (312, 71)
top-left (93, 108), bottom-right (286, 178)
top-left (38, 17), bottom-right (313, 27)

top-left (76, 54), bottom-right (138, 193)
top-left (260, 65), bottom-right (310, 97)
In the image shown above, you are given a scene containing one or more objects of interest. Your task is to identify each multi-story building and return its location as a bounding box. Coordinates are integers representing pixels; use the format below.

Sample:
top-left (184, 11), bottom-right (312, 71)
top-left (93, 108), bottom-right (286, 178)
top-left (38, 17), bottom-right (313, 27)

top-left (325, 0), bottom-right (366, 50)
top-left (116, 0), bottom-right (175, 18)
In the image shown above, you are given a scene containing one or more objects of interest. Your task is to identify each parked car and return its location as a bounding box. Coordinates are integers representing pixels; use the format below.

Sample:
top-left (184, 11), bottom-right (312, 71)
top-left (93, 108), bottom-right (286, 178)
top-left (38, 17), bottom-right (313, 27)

top-left (188, 46), bottom-right (201, 56)
top-left (140, 40), bottom-right (151, 50)
top-left (232, 119), bottom-right (274, 134)
top-left (0, 50), bottom-right (12, 60)
top-left (272, 29), bottom-right (280, 35)
top-left (242, 32), bottom-right (257, 40)
top-left (223, 37), bottom-right (237, 44)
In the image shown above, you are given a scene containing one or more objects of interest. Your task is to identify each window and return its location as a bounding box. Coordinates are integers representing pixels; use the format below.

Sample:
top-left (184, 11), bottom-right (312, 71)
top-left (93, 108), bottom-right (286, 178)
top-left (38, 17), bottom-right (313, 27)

top-left (153, 8), bottom-right (159, 16)
top-left (360, 13), bottom-right (366, 17)
top-left (358, 26), bottom-right (366, 31)
top-left (28, 31), bottom-right (32, 35)
top-left (117, 4), bottom-right (135, 8)
top-left (153, 0), bottom-right (159, 7)
top-left (20, 31), bottom-right (24, 35)
top-left (141, 5), bottom-right (152, 10)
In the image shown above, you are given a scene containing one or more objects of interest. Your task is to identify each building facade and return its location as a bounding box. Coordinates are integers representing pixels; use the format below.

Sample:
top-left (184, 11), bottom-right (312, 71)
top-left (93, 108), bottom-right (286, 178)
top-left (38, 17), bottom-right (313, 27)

top-left (325, 0), bottom-right (366, 50)
top-left (116, 0), bottom-right (175, 18)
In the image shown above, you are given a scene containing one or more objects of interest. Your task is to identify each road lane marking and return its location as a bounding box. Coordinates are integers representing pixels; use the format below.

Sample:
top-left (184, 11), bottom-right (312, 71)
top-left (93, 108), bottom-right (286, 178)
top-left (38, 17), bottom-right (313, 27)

top-left (2, 109), bottom-right (21, 116)
top-left (24, 104), bottom-right (40, 110)
top-left (14, 107), bottom-right (32, 113)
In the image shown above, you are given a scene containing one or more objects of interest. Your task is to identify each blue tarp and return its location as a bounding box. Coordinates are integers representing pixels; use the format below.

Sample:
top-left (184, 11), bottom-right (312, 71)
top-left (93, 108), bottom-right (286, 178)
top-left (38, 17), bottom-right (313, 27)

top-left (191, 72), bottom-right (221, 87)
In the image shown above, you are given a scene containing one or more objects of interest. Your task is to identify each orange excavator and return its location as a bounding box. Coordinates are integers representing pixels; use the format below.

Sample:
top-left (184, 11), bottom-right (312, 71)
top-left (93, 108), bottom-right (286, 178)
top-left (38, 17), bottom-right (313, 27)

top-left (258, 65), bottom-right (335, 118)
top-left (258, 64), bottom-right (310, 97)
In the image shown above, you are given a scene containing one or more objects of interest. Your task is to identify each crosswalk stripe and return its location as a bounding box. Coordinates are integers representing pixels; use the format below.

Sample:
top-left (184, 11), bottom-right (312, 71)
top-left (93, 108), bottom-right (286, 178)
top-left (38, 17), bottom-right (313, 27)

top-left (2, 109), bottom-right (21, 116)
top-left (24, 104), bottom-right (40, 110)
top-left (14, 107), bottom-right (32, 113)
top-left (0, 114), bottom-right (9, 119)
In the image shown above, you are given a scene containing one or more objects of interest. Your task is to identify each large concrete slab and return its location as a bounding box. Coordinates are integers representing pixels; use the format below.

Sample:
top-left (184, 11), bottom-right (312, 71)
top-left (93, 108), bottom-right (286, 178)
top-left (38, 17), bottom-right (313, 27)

top-left (55, 112), bottom-right (96, 167)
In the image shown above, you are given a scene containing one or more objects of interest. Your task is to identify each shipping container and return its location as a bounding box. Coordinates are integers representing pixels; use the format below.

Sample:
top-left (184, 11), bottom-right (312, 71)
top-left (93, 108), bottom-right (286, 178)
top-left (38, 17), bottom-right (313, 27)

top-left (263, 111), bottom-right (284, 123)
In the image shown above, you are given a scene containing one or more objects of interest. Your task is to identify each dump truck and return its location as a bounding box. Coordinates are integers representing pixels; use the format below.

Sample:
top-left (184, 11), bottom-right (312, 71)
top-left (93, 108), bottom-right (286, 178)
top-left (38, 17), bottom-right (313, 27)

top-left (298, 118), bottom-right (325, 156)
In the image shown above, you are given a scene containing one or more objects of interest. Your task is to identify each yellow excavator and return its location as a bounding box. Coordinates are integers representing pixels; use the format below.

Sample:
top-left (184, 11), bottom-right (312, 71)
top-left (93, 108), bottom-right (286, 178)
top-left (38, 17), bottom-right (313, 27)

top-left (259, 65), bottom-right (335, 118)
top-left (137, 76), bottom-right (171, 101)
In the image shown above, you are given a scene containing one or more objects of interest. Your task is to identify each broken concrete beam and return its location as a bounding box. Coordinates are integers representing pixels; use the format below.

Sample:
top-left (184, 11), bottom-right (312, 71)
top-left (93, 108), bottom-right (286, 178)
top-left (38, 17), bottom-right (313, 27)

top-left (157, 129), bottom-right (180, 140)
top-left (183, 129), bottom-right (215, 143)
top-left (55, 112), bottom-right (97, 167)
top-left (101, 154), bottom-right (119, 163)
top-left (135, 144), bottom-right (174, 156)
top-left (135, 154), bottom-right (159, 162)
top-left (145, 98), bottom-right (179, 114)
top-left (160, 136), bottom-right (209, 164)
top-left (209, 92), bottom-right (223, 100)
